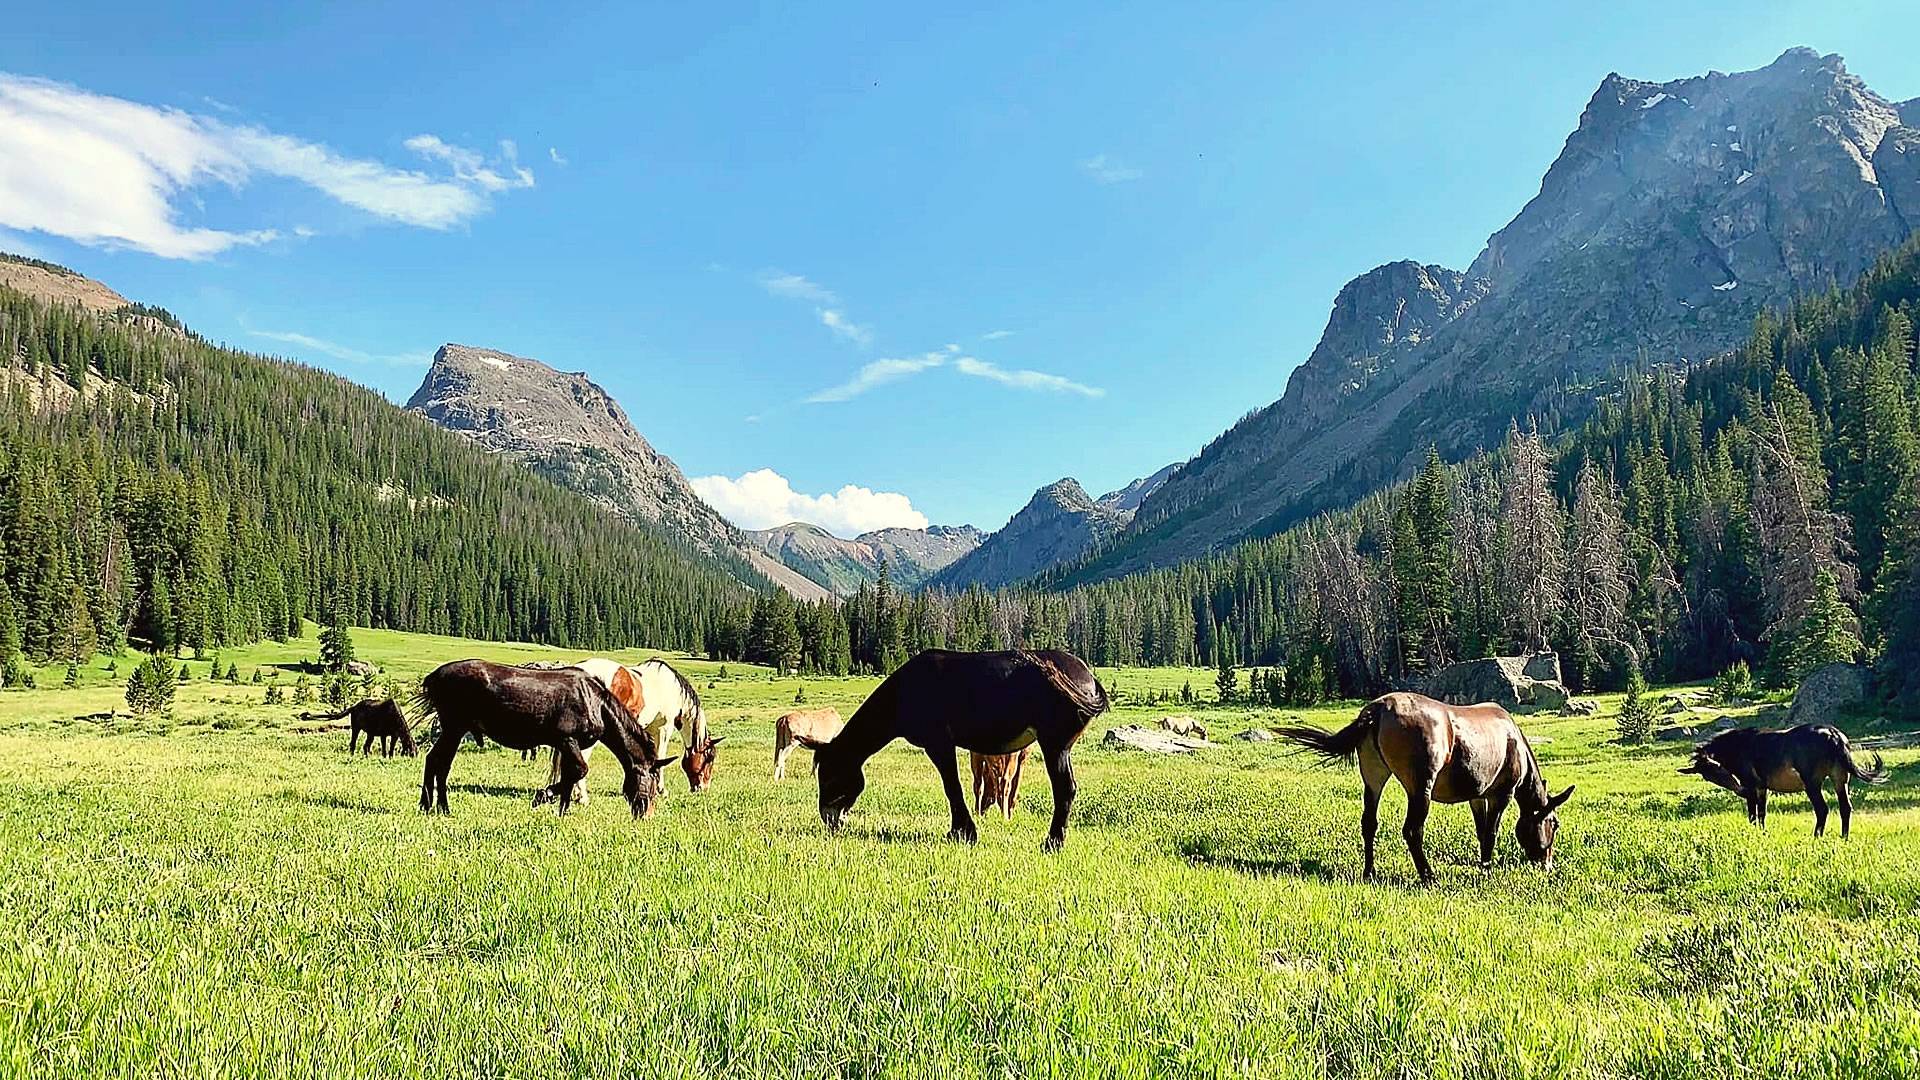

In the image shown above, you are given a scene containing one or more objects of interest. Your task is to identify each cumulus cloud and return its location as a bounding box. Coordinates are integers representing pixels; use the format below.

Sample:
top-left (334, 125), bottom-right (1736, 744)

top-left (954, 356), bottom-right (1104, 397)
top-left (1080, 153), bottom-right (1143, 184)
top-left (247, 328), bottom-right (432, 368)
top-left (690, 468), bottom-right (928, 536)
top-left (805, 351), bottom-right (949, 402)
top-left (0, 73), bottom-right (534, 259)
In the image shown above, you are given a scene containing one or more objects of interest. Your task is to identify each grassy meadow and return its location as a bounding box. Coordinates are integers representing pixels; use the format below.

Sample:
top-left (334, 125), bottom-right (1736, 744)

top-left (2, 629), bottom-right (1919, 1078)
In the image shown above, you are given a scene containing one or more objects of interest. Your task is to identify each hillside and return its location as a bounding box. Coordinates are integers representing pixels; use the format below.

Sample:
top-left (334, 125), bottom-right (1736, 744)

top-left (405, 344), bottom-right (830, 601)
top-left (928, 478), bottom-right (1134, 591)
top-left (745, 522), bottom-right (983, 595)
top-left (0, 264), bottom-right (757, 659)
top-left (1077, 48), bottom-right (1920, 582)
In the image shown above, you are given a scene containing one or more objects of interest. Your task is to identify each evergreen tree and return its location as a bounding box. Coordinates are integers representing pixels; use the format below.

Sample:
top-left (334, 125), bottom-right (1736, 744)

top-left (318, 608), bottom-right (355, 674)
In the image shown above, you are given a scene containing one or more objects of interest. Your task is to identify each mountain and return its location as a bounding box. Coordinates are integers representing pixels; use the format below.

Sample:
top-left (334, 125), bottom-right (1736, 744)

top-left (1095, 463), bottom-right (1180, 515)
top-left (744, 522), bottom-right (984, 596)
top-left (0, 259), bottom-right (756, 656)
top-left (929, 478), bottom-right (1133, 590)
top-left (1074, 48), bottom-right (1920, 583)
top-left (406, 344), bottom-right (831, 601)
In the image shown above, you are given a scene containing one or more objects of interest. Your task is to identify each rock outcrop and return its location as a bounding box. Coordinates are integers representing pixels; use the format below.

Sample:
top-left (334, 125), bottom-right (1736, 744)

top-left (1787, 662), bottom-right (1874, 726)
top-left (1423, 653), bottom-right (1570, 713)
top-left (1103, 725), bottom-right (1213, 754)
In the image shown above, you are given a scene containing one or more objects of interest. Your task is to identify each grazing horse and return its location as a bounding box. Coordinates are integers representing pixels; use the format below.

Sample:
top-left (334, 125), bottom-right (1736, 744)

top-left (534, 657), bottom-right (718, 806)
top-left (1680, 724), bottom-right (1888, 837)
top-left (772, 708), bottom-right (844, 779)
top-left (415, 659), bottom-right (676, 817)
top-left (803, 649), bottom-right (1108, 851)
top-left (970, 748), bottom-right (1027, 820)
top-left (1276, 692), bottom-right (1573, 882)
top-left (303, 699), bottom-right (416, 757)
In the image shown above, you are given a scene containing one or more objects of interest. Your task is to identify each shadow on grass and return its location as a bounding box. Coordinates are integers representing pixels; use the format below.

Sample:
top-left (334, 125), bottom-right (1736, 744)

top-left (449, 782), bottom-right (538, 800)
top-left (270, 790), bottom-right (397, 815)
top-left (1173, 833), bottom-right (1345, 882)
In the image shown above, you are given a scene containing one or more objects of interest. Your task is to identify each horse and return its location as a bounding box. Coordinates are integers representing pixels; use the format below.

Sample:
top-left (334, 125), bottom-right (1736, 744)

top-left (1680, 724), bottom-right (1888, 837)
top-left (1275, 692), bottom-right (1573, 882)
top-left (772, 708), bottom-right (844, 779)
top-left (414, 659), bottom-right (676, 817)
top-left (970, 748), bottom-right (1027, 820)
top-left (303, 698), bottom-right (416, 757)
top-left (802, 649), bottom-right (1108, 851)
top-left (531, 657), bottom-right (718, 806)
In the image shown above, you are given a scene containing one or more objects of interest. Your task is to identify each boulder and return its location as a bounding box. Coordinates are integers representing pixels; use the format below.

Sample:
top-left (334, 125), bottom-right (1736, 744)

top-left (1234, 728), bottom-right (1276, 743)
top-left (1787, 663), bottom-right (1873, 726)
top-left (345, 660), bottom-right (379, 677)
top-left (1423, 652), bottom-right (1570, 713)
top-left (1102, 725), bottom-right (1212, 754)
top-left (1158, 715), bottom-right (1208, 740)
top-left (1562, 698), bottom-right (1599, 716)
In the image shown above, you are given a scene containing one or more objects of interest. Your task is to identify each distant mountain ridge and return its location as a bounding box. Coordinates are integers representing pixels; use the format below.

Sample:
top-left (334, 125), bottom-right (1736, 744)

top-left (1071, 47), bottom-right (1920, 583)
top-left (929, 468), bottom-right (1174, 590)
top-left (745, 522), bottom-right (984, 596)
top-left (406, 344), bottom-right (832, 601)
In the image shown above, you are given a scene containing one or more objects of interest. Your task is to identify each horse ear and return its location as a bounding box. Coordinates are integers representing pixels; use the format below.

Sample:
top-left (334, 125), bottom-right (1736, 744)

top-left (707, 735), bottom-right (726, 747)
top-left (1547, 785), bottom-right (1574, 811)
top-left (654, 755), bottom-right (679, 770)
top-left (1677, 763), bottom-right (1699, 774)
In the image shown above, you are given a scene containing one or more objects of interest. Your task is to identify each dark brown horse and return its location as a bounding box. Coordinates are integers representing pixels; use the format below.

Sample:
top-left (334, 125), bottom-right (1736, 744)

top-left (801, 649), bottom-right (1108, 850)
top-left (1276, 692), bottom-right (1573, 882)
top-left (303, 699), bottom-right (416, 757)
top-left (1680, 724), bottom-right (1888, 836)
top-left (414, 659), bottom-right (677, 817)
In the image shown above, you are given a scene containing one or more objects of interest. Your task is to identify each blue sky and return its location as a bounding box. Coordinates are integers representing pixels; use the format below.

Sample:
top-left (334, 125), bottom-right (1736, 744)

top-left (3, 2), bottom-right (1916, 536)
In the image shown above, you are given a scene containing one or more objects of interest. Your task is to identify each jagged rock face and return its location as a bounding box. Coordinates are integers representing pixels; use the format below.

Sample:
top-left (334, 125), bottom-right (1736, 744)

top-left (408, 344), bottom-right (831, 601)
top-left (745, 522), bottom-right (984, 596)
top-left (1091, 48), bottom-right (1920, 581)
top-left (1095, 463), bottom-right (1180, 515)
top-left (931, 478), bottom-right (1131, 590)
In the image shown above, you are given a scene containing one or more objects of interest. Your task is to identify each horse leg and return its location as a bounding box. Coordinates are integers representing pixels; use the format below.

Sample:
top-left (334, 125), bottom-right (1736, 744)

top-left (1005, 748), bottom-right (1026, 820)
top-left (348, 724), bottom-right (360, 754)
top-left (1756, 787), bottom-right (1769, 828)
top-left (551, 740), bottom-right (589, 816)
top-left (1803, 771), bottom-right (1828, 837)
top-left (929, 746), bottom-right (977, 844)
top-left (1471, 800), bottom-right (1495, 869)
top-left (533, 744), bottom-right (569, 807)
top-left (1403, 784), bottom-right (1436, 884)
top-left (1038, 734), bottom-right (1078, 853)
top-left (421, 726), bottom-right (463, 814)
top-left (1836, 774), bottom-right (1853, 839)
top-left (1358, 743), bottom-right (1391, 882)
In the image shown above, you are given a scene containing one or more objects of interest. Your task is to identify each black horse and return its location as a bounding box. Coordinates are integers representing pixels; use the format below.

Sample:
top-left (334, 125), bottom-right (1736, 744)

top-left (414, 659), bottom-right (676, 817)
top-left (1681, 724), bottom-right (1888, 837)
top-left (801, 649), bottom-right (1108, 851)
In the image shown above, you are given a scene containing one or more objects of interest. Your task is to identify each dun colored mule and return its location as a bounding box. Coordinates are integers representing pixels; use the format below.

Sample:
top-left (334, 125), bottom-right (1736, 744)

top-left (1276, 692), bottom-right (1572, 882)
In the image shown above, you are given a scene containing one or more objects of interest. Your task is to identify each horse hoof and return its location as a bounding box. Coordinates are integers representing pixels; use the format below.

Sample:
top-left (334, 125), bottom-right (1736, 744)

top-left (949, 828), bottom-right (978, 845)
top-left (1040, 835), bottom-right (1064, 853)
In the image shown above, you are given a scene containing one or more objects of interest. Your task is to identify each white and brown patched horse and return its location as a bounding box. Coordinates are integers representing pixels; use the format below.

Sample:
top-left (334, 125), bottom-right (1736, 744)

top-left (532, 657), bottom-right (718, 806)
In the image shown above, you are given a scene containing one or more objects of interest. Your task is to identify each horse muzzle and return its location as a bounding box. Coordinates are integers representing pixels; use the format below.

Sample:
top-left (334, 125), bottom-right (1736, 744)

top-left (821, 807), bottom-right (846, 833)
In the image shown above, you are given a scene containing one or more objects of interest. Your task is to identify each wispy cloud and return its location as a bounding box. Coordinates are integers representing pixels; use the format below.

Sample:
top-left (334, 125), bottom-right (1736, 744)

top-left (0, 73), bottom-right (536, 259)
top-left (757, 269), bottom-right (839, 304)
top-left (690, 468), bottom-right (929, 536)
top-left (248, 328), bottom-right (431, 368)
top-left (818, 308), bottom-right (873, 347)
top-left (548, 146), bottom-right (568, 166)
top-left (981, 329), bottom-right (1015, 341)
top-left (805, 351), bottom-right (949, 403)
top-left (1080, 153), bottom-right (1143, 185)
top-left (955, 356), bottom-right (1104, 397)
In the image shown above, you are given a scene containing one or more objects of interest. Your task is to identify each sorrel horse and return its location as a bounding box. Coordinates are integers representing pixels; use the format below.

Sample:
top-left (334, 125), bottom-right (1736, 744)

top-left (802, 649), bottom-right (1108, 851)
top-left (970, 748), bottom-right (1028, 820)
top-left (1680, 724), bottom-right (1888, 836)
top-left (772, 708), bottom-right (844, 779)
top-left (533, 657), bottom-right (719, 806)
top-left (415, 659), bottom-right (676, 817)
top-left (1276, 692), bottom-right (1573, 882)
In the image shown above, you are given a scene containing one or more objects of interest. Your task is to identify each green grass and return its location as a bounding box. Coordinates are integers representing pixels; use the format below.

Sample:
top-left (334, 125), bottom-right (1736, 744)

top-left (3, 630), bottom-right (1918, 1078)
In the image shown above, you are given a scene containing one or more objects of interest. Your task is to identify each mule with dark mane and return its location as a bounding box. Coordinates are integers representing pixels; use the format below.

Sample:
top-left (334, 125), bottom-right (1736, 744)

top-left (801, 649), bottom-right (1108, 851)
top-left (303, 698), bottom-right (416, 757)
top-left (414, 659), bottom-right (676, 817)
top-left (1276, 692), bottom-right (1573, 882)
top-left (1680, 724), bottom-right (1888, 836)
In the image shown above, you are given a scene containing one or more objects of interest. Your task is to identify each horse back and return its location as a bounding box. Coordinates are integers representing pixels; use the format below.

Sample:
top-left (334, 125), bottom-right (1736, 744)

top-left (1372, 692), bottom-right (1527, 803)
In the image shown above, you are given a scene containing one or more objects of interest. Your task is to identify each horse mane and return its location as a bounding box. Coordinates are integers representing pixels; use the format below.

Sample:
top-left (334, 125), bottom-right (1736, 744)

top-left (642, 658), bottom-right (705, 733)
top-left (1695, 726), bottom-right (1762, 758)
top-left (1017, 650), bottom-right (1109, 718)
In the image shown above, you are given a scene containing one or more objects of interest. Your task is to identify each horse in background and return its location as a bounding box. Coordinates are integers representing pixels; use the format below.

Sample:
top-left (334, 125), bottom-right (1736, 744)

top-left (414, 659), bottom-right (674, 817)
top-left (1681, 724), bottom-right (1888, 836)
top-left (303, 698), bottom-right (416, 757)
top-left (1276, 692), bottom-right (1573, 882)
top-left (534, 658), bottom-right (718, 806)
top-left (971, 748), bottom-right (1027, 820)
top-left (773, 708), bottom-right (844, 778)
top-left (804, 649), bottom-right (1108, 851)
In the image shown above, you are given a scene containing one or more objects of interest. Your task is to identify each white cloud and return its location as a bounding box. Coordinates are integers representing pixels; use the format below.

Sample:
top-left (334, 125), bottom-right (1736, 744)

top-left (955, 356), bottom-right (1103, 397)
top-left (981, 329), bottom-right (1015, 341)
top-left (248, 328), bottom-right (431, 368)
top-left (0, 73), bottom-right (534, 259)
top-left (690, 468), bottom-right (928, 536)
top-left (805, 351), bottom-right (948, 403)
top-left (818, 307), bottom-right (873, 347)
top-left (549, 146), bottom-right (568, 166)
top-left (1080, 153), bottom-right (1142, 184)
top-left (757, 269), bottom-right (838, 304)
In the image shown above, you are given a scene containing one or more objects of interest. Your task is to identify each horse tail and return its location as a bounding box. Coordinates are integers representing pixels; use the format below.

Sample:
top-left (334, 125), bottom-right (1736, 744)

top-left (406, 676), bottom-right (441, 739)
top-left (1021, 650), bottom-right (1109, 718)
top-left (1273, 700), bottom-right (1383, 766)
top-left (1845, 744), bottom-right (1890, 784)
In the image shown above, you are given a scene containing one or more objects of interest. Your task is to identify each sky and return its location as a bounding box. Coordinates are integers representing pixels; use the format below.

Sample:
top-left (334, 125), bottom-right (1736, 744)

top-left (3, 2), bottom-right (1917, 537)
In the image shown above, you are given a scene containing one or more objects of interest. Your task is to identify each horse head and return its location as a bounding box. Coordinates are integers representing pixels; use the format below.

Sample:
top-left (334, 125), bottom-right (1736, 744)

top-left (800, 733), bottom-right (864, 831)
top-left (1515, 785), bottom-right (1574, 869)
top-left (682, 732), bottom-right (724, 792)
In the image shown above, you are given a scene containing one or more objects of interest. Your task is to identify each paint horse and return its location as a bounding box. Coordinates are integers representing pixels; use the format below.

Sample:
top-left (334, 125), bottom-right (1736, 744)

top-left (534, 657), bottom-right (718, 806)
top-left (414, 660), bottom-right (675, 817)
top-left (1276, 692), bottom-right (1573, 882)
top-left (803, 650), bottom-right (1108, 851)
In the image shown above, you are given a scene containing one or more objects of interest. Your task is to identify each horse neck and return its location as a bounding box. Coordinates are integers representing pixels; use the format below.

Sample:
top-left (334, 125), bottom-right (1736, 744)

top-left (827, 681), bottom-right (898, 767)
top-left (1512, 733), bottom-right (1551, 811)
